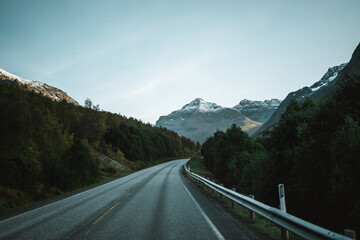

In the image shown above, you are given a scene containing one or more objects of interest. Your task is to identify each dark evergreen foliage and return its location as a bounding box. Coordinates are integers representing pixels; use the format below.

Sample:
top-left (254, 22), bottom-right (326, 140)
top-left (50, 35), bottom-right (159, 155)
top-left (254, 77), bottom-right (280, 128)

top-left (0, 83), bottom-right (197, 202)
top-left (201, 124), bottom-right (269, 198)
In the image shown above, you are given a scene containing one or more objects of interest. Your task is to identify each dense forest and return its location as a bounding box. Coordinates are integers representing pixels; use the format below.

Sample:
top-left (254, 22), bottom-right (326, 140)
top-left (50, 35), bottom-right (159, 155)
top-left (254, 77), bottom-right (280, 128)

top-left (201, 73), bottom-right (360, 234)
top-left (0, 83), bottom-right (197, 213)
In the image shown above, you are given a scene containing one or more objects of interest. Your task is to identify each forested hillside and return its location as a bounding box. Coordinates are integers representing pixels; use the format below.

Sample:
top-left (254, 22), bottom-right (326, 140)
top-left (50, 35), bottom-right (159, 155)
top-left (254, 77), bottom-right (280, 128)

top-left (0, 83), bottom-right (197, 213)
top-left (201, 73), bottom-right (360, 234)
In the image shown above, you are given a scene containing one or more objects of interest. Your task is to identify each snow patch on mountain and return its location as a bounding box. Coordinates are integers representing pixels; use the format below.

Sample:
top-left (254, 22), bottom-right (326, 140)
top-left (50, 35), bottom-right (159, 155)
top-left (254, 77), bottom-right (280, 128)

top-left (310, 63), bottom-right (346, 92)
top-left (0, 68), bottom-right (45, 88)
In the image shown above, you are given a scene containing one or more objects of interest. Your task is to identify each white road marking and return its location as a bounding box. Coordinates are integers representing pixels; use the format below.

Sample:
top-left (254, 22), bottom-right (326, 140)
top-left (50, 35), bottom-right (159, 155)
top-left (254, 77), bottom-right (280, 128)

top-left (182, 184), bottom-right (225, 240)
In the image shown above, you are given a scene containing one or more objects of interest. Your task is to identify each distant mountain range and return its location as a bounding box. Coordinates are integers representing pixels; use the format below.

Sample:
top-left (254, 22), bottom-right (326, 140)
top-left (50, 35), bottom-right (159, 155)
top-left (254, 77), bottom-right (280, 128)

top-left (156, 98), bottom-right (281, 143)
top-left (0, 68), bottom-right (79, 105)
top-left (156, 42), bottom-right (360, 143)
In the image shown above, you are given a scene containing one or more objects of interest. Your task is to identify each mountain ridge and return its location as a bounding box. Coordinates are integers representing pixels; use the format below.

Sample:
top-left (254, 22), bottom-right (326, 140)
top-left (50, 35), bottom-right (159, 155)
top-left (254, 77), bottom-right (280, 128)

top-left (233, 98), bottom-right (281, 123)
top-left (254, 62), bottom-right (348, 135)
top-left (0, 68), bottom-right (79, 105)
top-left (156, 98), bottom-right (281, 143)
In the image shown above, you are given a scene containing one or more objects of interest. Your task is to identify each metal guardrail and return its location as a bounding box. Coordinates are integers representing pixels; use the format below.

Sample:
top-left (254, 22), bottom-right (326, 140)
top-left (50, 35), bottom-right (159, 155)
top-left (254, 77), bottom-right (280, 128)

top-left (183, 161), bottom-right (352, 240)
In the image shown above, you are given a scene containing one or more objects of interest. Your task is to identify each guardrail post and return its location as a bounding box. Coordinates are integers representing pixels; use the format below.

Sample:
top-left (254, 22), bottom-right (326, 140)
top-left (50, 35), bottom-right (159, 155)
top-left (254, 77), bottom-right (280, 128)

top-left (219, 184), bottom-right (223, 199)
top-left (231, 188), bottom-right (236, 208)
top-left (249, 195), bottom-right (255, 220)
top-left (344, 229), bottom-right (356, 239)
top-left (278, 184), bottom-right (289, 240)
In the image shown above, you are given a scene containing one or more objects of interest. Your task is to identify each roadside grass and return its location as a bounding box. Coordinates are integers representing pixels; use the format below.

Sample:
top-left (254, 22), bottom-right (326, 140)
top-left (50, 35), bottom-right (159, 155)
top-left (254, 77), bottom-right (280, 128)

top-left (0, 187), bottom-right (33, 215)
top-left (188, 157), bottom-right (214, 179)
top-left (187, 157), bottom-right (304, 240)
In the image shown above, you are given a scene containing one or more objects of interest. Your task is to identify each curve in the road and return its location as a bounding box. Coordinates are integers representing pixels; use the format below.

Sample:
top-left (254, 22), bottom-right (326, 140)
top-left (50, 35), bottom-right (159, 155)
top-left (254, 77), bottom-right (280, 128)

top-left (0, 159), bottom-right (262, 240)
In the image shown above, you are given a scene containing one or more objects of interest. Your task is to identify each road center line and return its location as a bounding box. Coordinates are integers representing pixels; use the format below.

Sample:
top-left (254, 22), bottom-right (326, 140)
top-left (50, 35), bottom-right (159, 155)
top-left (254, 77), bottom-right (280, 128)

top-left (182, 184), bottom-right (225, 240)
top-left (92, 187), bottom-right (135, 225)
top-left (92, 162), bottom-right (178, 226)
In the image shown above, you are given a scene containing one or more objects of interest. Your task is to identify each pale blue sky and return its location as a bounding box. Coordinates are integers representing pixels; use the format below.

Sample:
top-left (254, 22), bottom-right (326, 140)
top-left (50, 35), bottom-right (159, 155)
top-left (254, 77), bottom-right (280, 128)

top-left (1, 0), bottom-right (359, 124)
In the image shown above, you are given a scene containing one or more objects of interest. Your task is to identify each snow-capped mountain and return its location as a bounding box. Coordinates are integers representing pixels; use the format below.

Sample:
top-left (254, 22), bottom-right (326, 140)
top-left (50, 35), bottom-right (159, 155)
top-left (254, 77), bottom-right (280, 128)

top-left (0, 68), bottom-right (79, 105)
top-left (181, 98), bottom-right (223, 113)
top-left (162, 98), bottom-right (223, 119)
top-left (233, 99), bottom-right (281, 123)
top-left (255, 63), bottom-right (347, 135)
top-left (156, 98), bottom-right (262, 143)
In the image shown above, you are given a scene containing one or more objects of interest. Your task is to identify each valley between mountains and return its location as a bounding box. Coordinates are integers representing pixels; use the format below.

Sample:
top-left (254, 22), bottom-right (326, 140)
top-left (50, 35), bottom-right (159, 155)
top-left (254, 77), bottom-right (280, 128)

top-left (1, 42), bottom-right (360, 239)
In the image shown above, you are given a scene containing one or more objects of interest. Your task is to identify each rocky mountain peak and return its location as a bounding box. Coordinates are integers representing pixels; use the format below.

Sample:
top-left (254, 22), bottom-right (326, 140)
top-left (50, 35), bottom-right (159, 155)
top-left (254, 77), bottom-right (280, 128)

top-left (182, 98), bottom-right (205, 109)
top-left (181, 98), bottom-right (223, 114)
top-left (309, 63), bottom-right (347, 92)
top-left (235, 99), bottom-right (281, 110)
top-left (233, 99), bottom-right (282, 124)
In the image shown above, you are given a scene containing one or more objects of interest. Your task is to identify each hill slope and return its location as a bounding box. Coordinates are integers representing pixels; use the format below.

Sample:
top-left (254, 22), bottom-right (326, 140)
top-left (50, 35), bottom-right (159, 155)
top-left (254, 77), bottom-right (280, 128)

top-left (0, 68), bottom-right (79, 105)
top-left (0, 70), bottom-right (197, 214)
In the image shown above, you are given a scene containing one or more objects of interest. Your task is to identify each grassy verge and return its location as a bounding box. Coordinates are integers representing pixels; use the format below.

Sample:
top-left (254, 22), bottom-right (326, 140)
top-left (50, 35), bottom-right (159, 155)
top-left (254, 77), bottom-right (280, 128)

top-left (187, 157), bottom-right (304, 240)
top-left (188, 157), bottom-right (214, 179)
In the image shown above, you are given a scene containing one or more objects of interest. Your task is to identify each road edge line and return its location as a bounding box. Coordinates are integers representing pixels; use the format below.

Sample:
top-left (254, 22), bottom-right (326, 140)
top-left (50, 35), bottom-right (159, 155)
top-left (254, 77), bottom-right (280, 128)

top-left (182, 183), bottom-right (225, 240)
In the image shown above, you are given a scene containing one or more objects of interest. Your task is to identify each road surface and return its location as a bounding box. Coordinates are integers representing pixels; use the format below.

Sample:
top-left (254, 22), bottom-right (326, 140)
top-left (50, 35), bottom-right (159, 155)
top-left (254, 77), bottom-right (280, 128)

top-left (0, 159), bottom-right (259, 239)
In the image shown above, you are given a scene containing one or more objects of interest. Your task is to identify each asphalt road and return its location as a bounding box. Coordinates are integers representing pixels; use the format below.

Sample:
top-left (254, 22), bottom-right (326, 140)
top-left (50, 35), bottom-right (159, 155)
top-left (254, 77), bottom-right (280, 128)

top-left (0, 159), bottom-right (260, 240)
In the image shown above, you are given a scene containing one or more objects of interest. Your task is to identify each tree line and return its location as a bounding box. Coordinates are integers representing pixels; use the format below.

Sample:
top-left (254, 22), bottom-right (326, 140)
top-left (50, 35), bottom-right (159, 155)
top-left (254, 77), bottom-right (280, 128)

top-left (201, 74), bottom-right (360, 234)
top-left (0, 83), bottom-right (197, 210)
